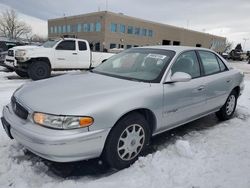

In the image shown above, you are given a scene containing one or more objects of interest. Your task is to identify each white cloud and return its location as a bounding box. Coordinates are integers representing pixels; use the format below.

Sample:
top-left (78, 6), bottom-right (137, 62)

top-left (1, 0), bottom-right (250, 50)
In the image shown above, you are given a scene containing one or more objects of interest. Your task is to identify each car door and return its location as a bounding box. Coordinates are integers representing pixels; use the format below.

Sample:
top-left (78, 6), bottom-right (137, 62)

top-left (197, 50), bottom-right (233, 111)
top-left (77, 40), bottom-right (91, 69)
top-left (54, 40), bottom-right (78, 69)
top-left (162, 50), bottom-right (206, 129)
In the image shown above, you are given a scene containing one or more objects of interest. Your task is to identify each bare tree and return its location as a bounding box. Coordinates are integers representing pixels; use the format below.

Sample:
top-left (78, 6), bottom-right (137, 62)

top-left (225, 40), bottom-right (233, 52)
top-left (0, 9), bottom-right (32, 40)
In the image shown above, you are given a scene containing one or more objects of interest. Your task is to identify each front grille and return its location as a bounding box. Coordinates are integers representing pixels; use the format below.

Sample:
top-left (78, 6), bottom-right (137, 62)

top-left (8, 50), bottom-right (14, 57)
top-left (11, 96), bottom-right (28, 120)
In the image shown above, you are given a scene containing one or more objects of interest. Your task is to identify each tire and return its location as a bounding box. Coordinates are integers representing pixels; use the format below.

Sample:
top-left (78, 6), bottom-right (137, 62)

top-left (28, 61), bottom-right (51, 80)
top-left (15, 69), bottom-right (29, 78)
top-left (216, 90), bottom-right (238, 121)
top-left (103, 112), bottom-right (150, 170)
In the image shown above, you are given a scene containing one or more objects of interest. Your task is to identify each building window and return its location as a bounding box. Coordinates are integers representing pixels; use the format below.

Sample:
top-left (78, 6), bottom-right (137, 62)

top-left (110, 43), bottom-right (116, 49)
top-left (110, 23), bottom-right (117, 32)
top-left (77, 24), bottom-right (81, 32)
top-left (141, 29), bottom-right (147, 36)
top-left (71, 24), bottom-right (77, 33)
top-left (196, 44), bottom-right (202, 47)
top-left (90, 23), bottom-right (94, 32)
top-left (120, 24), bottom-right (125, 33)
top-left (58, 26), bottom-right (62, 34)
top-left (62, 25), bottom-right (66, 33)
top-left (173, 41), bottom-right (180, 45)
top-left (95, 22), bottom-right (101, 32)
top-left (127, 26), bottom-right (133, 34)
top-left (162, 40), bottom-right (171, 45)
top-left (50, 26), bottom-right (53, 34)
top-left (67, 25), bottom-right (71, 33)
top-left (148, 30), bottom-right (153, 37)
top-left (126, 45), bottom-right (132, 49)
top-left (134, 27), bottom-right (140, 35)
top-left (54, 26), bottom-right (57, 33)
top-left (95, 42), bottom-right (100, 51)
top-left (83, 23), bottom-right (90, 32)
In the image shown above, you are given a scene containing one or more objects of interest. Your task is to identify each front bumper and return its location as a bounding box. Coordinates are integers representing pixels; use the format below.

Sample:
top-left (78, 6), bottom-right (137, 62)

top-left (2, 104), bottom-right (110, 162)
top-left (2, 56), bottom-right (16, 71)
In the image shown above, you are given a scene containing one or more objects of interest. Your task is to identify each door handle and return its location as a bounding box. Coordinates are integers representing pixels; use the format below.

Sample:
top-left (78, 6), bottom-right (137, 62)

top-left (196, 86), bottom-right (205, 91)
top-left (226, 80), bottom-right (232, 83)
top-left (72, 53), bottom-right (77, 55)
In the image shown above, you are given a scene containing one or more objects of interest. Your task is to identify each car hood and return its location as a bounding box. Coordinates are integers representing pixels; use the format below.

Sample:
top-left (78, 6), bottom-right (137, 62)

top-left (15, 72), bottom-right (150, 115)
top-left (11, 45), bottom-right (41, 51)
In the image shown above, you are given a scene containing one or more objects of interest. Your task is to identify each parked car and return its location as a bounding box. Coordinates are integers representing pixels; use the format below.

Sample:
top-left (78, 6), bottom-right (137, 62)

top-left (221, 52), bottom-right (229, 59)
top-left (1, 46), bottom-right (244, 170)
top-left (0, 40), bottom-right (23, 66)
top-left (3, 38), bottom-right (114, 80)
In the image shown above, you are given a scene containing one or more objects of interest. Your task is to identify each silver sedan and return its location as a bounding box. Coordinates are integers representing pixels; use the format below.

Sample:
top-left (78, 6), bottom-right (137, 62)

top-left (1, 46), bottom-right (244, 170)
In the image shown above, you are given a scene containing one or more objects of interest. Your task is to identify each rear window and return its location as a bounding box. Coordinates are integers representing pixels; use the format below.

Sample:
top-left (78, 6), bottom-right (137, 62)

top-left (78, 41), bottom-right (87, 51)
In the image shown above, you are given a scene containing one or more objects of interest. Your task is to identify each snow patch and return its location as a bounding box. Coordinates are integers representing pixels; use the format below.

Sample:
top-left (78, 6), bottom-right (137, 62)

top-left (174, 140), bottom-right (194, 158)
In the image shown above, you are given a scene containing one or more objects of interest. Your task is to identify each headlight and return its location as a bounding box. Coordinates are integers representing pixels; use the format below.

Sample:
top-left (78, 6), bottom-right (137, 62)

top-left (33, 112), bottom-right (94, 130)
top-left (15, 50), bottom-right (27, 57)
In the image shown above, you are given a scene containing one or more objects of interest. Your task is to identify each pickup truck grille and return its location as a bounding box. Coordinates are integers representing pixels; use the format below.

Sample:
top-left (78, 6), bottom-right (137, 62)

top-left (11, 96), bottom-right (28, 120)
top-left (8, 50), bottom-right (14, 57)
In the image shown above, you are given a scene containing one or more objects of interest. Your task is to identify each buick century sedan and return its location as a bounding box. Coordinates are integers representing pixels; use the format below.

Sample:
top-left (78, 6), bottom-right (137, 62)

top-left (1, 46), bottom-right (244, 170)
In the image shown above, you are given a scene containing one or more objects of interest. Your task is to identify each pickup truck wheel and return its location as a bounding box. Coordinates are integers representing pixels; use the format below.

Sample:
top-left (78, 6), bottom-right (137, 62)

top-left (216, 90), bottom-right (237, 121)
top-left (103, 112), bottom-right (150, 170)
top-left (15, 70), bottom-right (29, 78)
top-left (28, 61), bottom-right (51, 80)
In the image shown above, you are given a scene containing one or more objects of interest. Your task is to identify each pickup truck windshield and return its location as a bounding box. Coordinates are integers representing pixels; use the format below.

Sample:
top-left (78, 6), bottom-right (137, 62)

top-left (43, 40), bottom-right (60, 48)
top-left (93, 48), bottom-right (175, 83)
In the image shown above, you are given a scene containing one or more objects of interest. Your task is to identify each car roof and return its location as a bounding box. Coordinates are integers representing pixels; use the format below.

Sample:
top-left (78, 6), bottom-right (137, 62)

top-left (137, 45), bottom-right (214, 53)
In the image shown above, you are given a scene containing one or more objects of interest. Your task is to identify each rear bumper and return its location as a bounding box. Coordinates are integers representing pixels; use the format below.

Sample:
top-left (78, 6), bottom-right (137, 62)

top-left (2, 104), bottom-right (110, 162)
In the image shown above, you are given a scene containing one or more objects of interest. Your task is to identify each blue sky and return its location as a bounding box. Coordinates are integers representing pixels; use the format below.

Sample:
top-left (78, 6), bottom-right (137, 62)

top-left (0, 0), bottom-right (250, 49)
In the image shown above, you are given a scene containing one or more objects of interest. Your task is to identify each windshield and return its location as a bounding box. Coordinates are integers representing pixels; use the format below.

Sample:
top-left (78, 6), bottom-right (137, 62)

top-left (42, 39), bottom-right (60, 48)
top-left (93, 48), bottom-right (175, 83)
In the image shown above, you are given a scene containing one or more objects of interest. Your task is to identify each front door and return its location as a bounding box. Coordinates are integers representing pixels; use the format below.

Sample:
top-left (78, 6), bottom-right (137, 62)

top-left (162, 50), bottom-right (206, 129)
top-left (54, 40), bottom-right (78, 69)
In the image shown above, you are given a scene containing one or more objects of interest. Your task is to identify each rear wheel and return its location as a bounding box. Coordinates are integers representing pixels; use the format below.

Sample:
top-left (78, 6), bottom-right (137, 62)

top-left (15, 69), bottom-right (29, 78)
top-left (103, 112), bottom-right (150, 170)
top-left (28, 61), bottom-right (51, 80)
top-left (216, 90), bottom-right (237, 120)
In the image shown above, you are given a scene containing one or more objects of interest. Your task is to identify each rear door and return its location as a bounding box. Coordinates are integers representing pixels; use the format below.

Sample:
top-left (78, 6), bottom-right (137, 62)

top-left (54, 40), bottom-right (78, 69)
top-left (197, 50), bottom-right (233, 111)
top-left (77, 40), bottom-right (91, 69)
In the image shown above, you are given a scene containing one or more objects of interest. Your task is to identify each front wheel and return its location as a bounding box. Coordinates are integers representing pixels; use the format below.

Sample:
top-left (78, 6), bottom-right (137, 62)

top-left (103, 112), bottom-right (150, 170)
top-left (28, 61), bottom-right (51, 80)
top-left (216, 90), bottom-right (237, 120)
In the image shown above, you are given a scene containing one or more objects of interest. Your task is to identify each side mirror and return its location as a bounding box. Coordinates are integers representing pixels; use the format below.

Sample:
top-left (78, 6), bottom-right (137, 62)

top-left (165, 72), bottom-right (192, 83)
top-left (102, 59), bottom-right (107, 63)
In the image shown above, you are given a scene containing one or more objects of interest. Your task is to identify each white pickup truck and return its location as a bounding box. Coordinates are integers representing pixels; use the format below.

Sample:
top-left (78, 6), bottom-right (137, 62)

top-left (3, 38), bottom-right (114, 80)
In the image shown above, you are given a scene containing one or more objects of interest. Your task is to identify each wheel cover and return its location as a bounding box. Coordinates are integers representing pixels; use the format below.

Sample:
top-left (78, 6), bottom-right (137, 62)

top-left (226, 95), bottom-right (236, 115)
top-left (36, 66), bottom-right (46, 77)
top-left (117, 124), bottom-right (145, 161)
